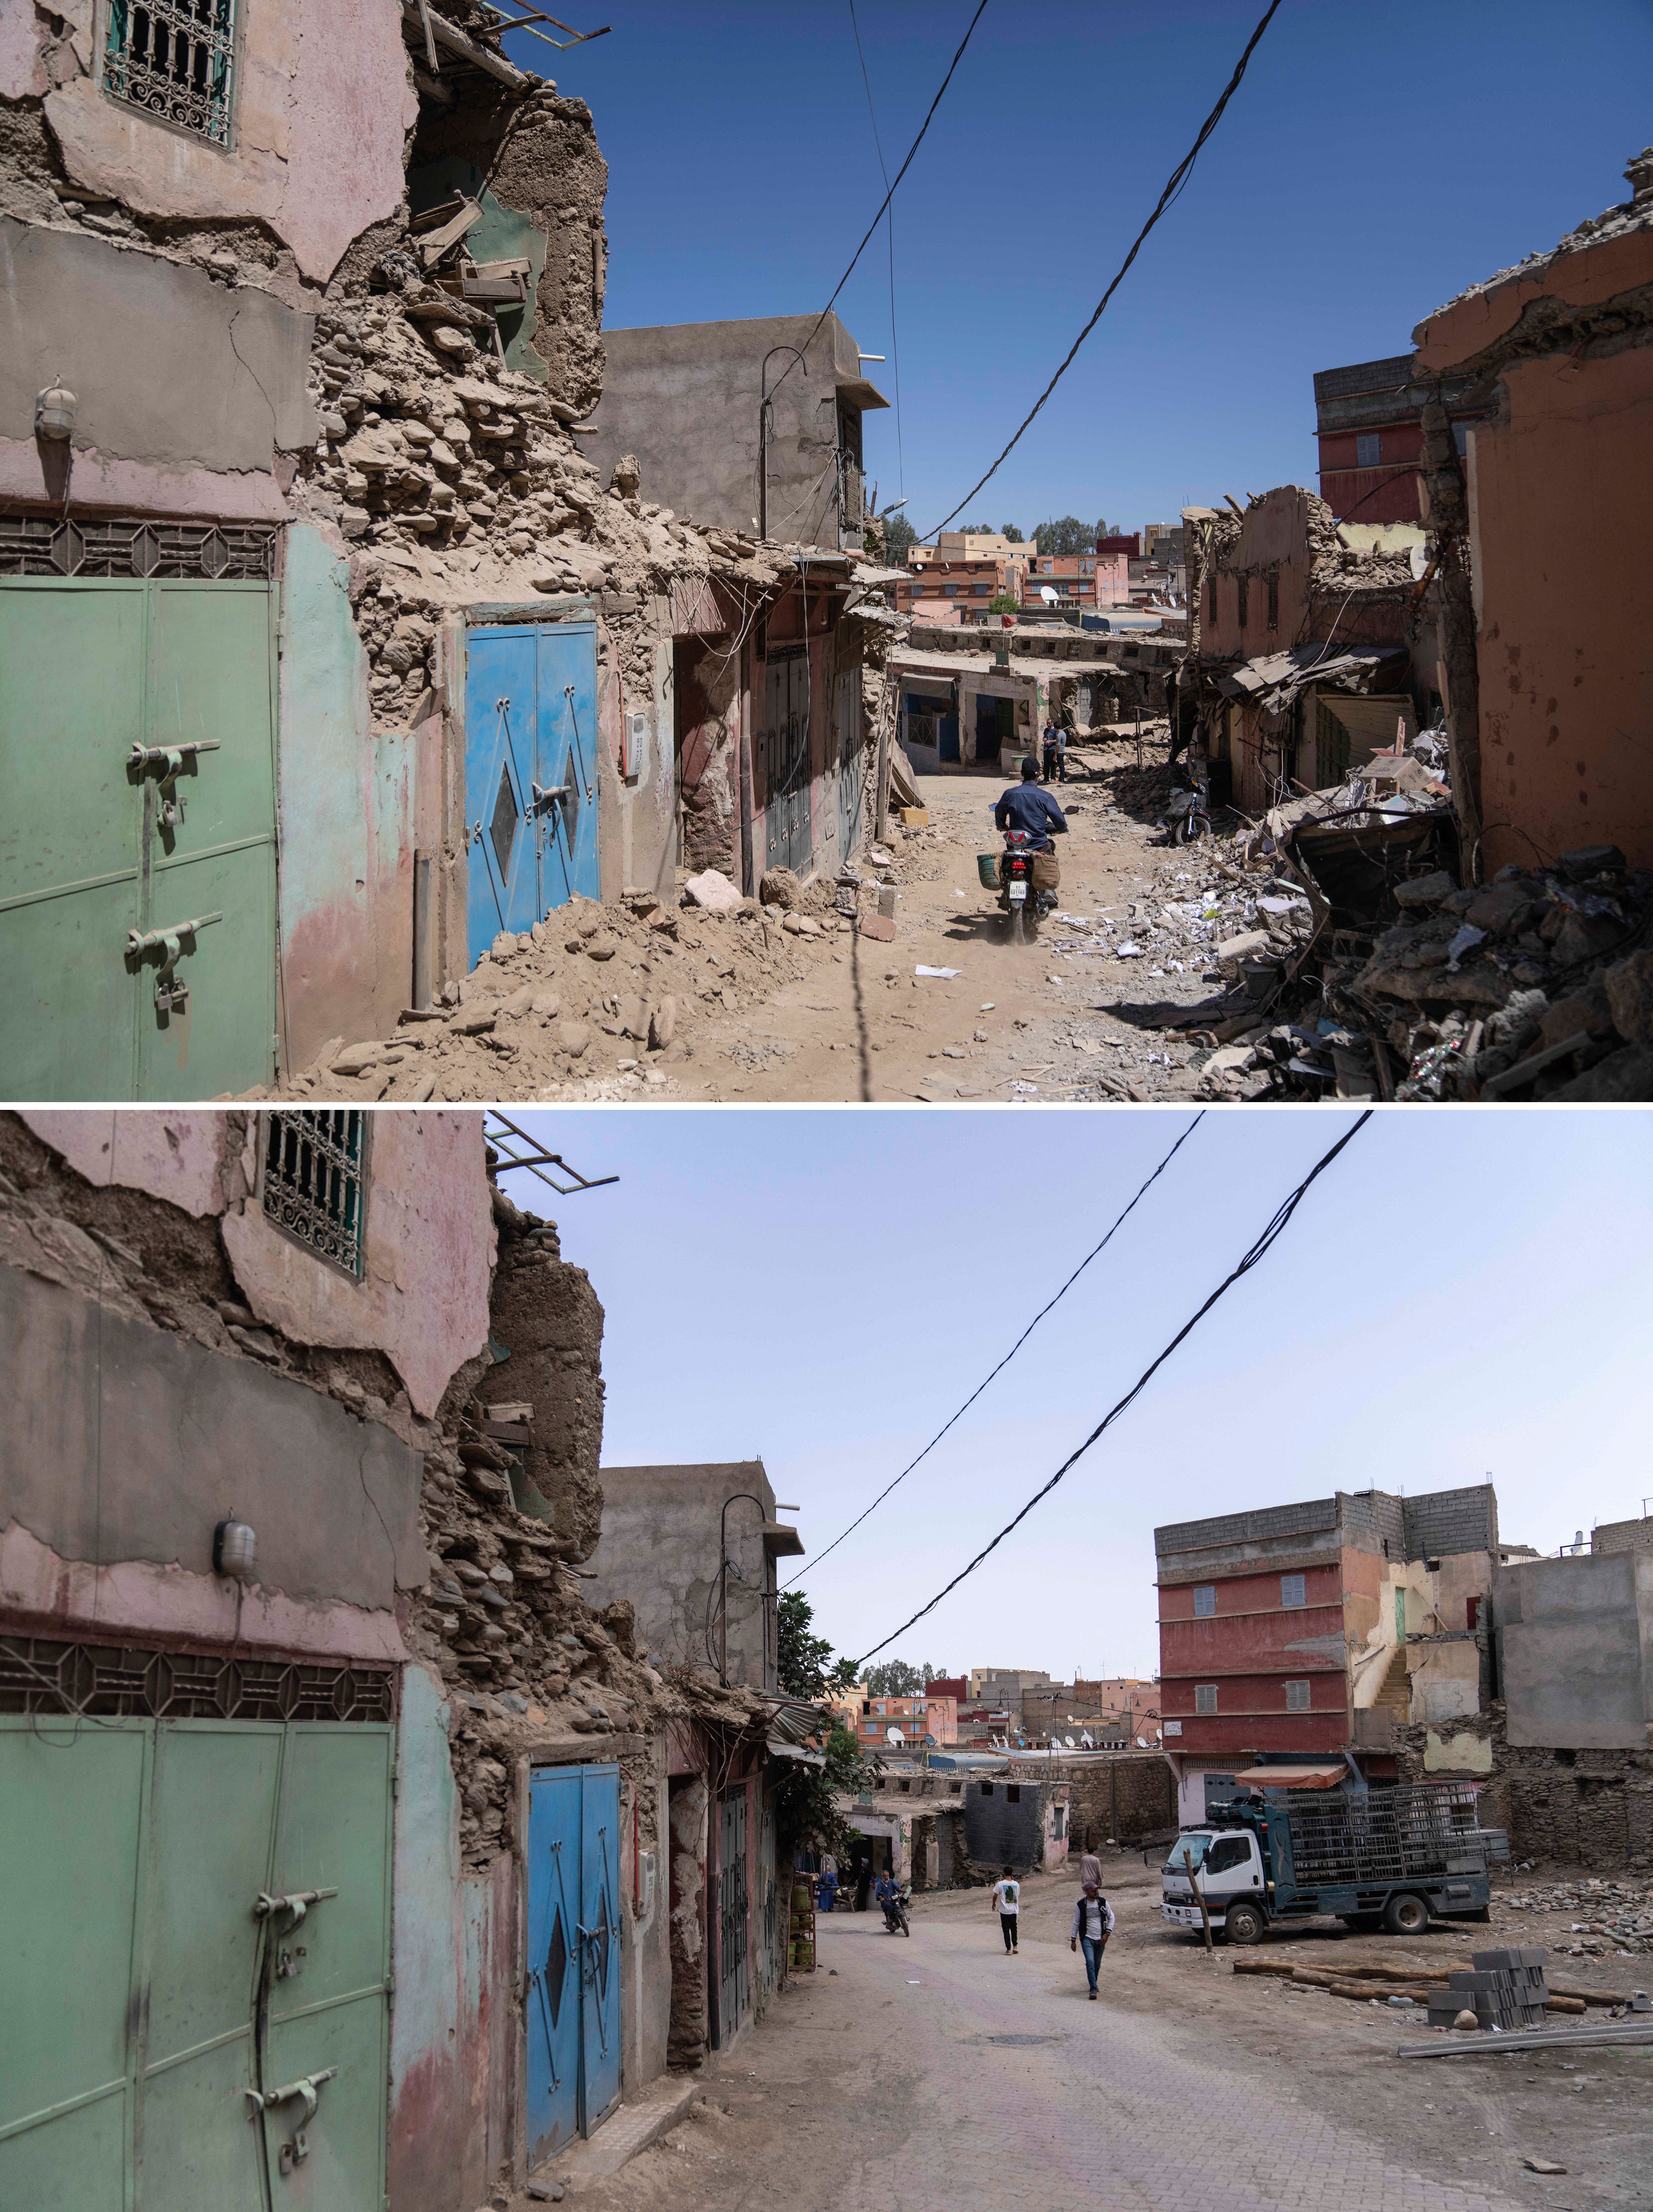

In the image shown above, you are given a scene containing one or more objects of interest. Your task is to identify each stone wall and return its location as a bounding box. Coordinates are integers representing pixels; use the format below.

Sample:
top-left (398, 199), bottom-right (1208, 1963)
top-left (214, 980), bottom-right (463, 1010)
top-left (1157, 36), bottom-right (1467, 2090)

top-left (1064, 1755), bottom-right (1178, 1849)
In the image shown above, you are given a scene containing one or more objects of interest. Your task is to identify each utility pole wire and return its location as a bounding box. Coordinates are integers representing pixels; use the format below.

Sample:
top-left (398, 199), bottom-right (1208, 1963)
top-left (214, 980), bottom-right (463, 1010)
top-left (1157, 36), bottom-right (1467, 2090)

top-left (853, 1109), bottom-right (1373, 1666)
top-left (922, 0), bottom-right (1283, 540)
top-left (784, 1113), bottom-right (1205, 1593)
top-left (848, 0), bottom-right (904, 499)
top-left (768, 0), bottom-right (990, 413)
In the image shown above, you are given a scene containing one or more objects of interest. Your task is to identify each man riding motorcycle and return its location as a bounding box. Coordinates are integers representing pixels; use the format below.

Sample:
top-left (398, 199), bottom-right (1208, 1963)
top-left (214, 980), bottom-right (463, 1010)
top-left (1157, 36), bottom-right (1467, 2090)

top-left (992, 755), bottom-right (1068, 915)
top-left (874, 1871), bottom-right (910, 1935)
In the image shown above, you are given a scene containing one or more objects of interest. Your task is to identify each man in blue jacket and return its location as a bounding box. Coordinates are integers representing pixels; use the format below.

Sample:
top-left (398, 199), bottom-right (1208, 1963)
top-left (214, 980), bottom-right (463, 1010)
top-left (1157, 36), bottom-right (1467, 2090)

top-left (993, 757), bottom-right (1067, 904)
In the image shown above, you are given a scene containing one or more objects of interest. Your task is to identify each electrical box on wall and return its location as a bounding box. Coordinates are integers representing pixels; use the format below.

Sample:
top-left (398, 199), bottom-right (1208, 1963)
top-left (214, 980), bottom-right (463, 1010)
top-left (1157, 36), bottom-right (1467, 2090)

top-left (624, 710), bottom-right (649, 784)
top-left (636, 1848), bottom-right (657, 1918)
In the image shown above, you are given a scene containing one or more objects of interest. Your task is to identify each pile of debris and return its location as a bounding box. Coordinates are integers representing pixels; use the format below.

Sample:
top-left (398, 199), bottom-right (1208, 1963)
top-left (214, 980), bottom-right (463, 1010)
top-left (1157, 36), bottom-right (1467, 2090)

top-left (266, 873), bottom-right (862, 1101)
top-left (1506, 1879), bottom-right (1653, 1956)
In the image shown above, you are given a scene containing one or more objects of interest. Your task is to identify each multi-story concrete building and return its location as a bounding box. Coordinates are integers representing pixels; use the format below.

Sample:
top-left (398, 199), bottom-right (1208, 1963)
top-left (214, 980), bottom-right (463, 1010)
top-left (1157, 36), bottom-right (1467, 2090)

top-left (1154, 1484), bottom-right (1507, 1823)
top-left (1022, 550), bottom-right (1128, 611)
top-left (1314, 355), bottom-right (1481, 526)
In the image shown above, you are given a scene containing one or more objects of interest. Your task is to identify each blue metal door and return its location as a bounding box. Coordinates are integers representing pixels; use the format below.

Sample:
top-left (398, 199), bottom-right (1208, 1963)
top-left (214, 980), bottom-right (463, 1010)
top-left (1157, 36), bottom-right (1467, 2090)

top-left (465, 623), bottom-right (599, 968)
top-left (465, 625), bottom-right (541, 964)
top-left (578, 1766), bottom-right (620, 2135)
top-left (526, 1768), bottom-right (582, 2165)
top-left (527, 1762), bottom-right (619, 2166)
top-left (536, 624), bottom-right (599, 911)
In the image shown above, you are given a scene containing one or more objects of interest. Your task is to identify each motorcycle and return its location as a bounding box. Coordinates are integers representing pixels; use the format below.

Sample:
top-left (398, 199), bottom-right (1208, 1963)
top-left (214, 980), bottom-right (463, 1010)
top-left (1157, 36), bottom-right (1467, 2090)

top-left (879, 1886), bottom-right (912, 1937)
top-left (998, 830), bottom-right (1060, 943)
top-left (1157, 767), bottom-right (1211, 846)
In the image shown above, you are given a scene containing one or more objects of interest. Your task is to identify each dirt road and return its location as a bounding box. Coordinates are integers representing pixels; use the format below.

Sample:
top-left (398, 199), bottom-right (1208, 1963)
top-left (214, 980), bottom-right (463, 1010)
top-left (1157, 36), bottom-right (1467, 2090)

top-left (673, 736), bottom-right (1228, 1104)
top-left (534, 1854), bottom-right (1650, 2212)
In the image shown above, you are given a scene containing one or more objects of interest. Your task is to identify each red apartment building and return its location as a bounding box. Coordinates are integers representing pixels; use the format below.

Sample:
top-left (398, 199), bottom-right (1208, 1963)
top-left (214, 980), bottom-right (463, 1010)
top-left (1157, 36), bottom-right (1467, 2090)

top-left (1154, 1484), bottom-right (1500, 1822)
top-left (1314, 354), bottom-right (1481, 525)
top-left (895, 555), bottom-right (1013, 623)
top-left (847, 1693), bottom-right (958, 1748)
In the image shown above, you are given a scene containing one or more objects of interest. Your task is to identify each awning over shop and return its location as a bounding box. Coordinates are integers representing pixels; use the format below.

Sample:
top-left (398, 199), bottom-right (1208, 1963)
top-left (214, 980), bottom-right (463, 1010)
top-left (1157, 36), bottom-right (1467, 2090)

top-left (1230, 1763), bottom-right (1349, 1790)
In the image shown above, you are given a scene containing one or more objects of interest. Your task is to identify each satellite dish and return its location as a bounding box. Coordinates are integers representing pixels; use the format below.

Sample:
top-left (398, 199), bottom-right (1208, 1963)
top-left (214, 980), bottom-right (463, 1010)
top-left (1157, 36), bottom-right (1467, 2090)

top-left (887, 1725), bottom-right (905, 1745)
top-left (1136, 1735), bottom-right (1147, 1747)
top-left (1080, 1731), bottom-right (1093, 1750)
top-left (1063, 1735), bottom-right (1076, 1749)
top-left (1039, 585), bottom-right (1060, 604)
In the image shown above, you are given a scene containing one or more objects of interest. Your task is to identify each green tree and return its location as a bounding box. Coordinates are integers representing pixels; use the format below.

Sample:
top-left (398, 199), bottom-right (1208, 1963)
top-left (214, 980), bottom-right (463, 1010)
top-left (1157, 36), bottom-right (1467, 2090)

top-left (882, 511), bottom-right (919, 560)
top-left (863, 1658), bottom-right (946, 1697)
top-left (1034, 515), bottom-right (1097, 557)
top-left (1000, 522), bottom-right (1025, 543)
top-left (772, 1722), bottom-right (871, 1865)
top-left (777, 1590), bottom-right (859, 1700)
top-left (987, 592), bottom-right (1019, 615)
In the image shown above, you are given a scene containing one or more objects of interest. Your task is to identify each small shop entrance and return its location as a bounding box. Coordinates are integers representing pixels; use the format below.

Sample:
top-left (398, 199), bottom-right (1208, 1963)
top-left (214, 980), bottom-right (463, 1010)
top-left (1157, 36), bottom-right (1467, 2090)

top-left (974, 692), bottom-right (1015, 764)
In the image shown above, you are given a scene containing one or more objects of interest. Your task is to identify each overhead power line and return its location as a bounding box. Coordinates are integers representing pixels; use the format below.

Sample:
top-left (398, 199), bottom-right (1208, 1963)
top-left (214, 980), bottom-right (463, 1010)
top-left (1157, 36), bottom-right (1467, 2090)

top-left (784, 1113), bottom-right (1205, 1593)
top-left (769, 0), bottom-right (990, 410)
top-left (853, 1110), bottom-right (1374, 1667)
top-left (847, 0), bottom-right (904, 498)
top-left (922, 0), bottom-right (1283, 539)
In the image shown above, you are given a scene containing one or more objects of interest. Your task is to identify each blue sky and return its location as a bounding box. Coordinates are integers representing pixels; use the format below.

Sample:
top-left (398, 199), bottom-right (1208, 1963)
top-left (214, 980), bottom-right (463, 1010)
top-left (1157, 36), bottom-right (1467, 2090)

top-left (495, 1108), bottom-right (1653, 1684)
top-left (504, 0), bottom-right (1653, 541)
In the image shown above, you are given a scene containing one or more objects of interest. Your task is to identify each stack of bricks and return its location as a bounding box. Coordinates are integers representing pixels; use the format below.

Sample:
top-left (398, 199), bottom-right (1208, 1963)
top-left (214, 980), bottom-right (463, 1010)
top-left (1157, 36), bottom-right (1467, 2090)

top-left (1427, 1947), bottom-right (1549, 2029)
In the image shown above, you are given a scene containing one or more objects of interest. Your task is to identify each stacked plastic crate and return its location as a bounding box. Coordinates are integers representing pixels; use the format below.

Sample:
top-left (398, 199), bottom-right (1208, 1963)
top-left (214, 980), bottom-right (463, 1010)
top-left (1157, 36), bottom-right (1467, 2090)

top-left (1426, 1947), bottom-right (1549, 2028)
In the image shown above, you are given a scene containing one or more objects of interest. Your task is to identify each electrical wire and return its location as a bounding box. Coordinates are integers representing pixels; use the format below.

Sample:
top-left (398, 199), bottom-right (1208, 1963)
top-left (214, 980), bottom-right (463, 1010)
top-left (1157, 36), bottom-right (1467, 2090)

top-left (783, 1112), bottom-right (1207, 1593)
top-left (922, 0), bottom-right (1283, 539)
top-left (769, 0), bottom-right (990, 410)
top-left (848, 0), bottom-right (903, 502)
top-left (853, 1111), bottom-right (1374, 1666)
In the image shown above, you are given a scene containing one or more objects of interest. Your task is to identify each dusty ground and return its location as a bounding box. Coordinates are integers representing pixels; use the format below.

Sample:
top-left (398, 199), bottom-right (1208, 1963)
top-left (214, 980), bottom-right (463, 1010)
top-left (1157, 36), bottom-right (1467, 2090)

top-left (511, 1854), bottom-right (1650, 2212)
top-left (267, 731), bottom-right (1261, 1108)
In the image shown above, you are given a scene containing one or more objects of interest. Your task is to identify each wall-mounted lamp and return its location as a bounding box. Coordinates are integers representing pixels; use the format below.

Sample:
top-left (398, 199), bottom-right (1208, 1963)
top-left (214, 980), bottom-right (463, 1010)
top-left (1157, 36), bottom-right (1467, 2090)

top-left (214, 1517), bottom-right (257, 1579)
top-left (857, 353), bottom-right (886, 363)
top-left (34, 380), bottom-right (77, 440)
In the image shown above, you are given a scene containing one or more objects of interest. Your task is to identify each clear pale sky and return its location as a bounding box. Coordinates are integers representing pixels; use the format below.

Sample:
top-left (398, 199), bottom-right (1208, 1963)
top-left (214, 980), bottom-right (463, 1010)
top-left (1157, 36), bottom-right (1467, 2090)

top-left (503, 0), bottom-right (1653, 540)
top-left (495, 1108), bottom-right (1653, 1684)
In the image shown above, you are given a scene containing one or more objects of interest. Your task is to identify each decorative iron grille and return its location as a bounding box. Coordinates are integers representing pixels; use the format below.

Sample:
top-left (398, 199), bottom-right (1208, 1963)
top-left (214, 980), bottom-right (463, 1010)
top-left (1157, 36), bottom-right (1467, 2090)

top-left (0, 512), bottom-right (276, 580)
top-left (0, 1636), bottom-right (394, 1722)
top-left (262, 1110), bottom-right (368, 1278)
top-left (102, 0), bottom-right (237, 147)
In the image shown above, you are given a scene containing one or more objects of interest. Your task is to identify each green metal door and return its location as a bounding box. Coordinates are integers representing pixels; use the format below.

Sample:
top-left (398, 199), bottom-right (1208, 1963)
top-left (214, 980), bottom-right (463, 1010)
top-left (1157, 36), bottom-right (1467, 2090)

top-left (0, 1714), bottom-right (392, 2212)
top-left (260, 1726), bottom-right (394, 2209)
top-left (0, 579), bottom-right (146, 1099)
top-left (0, 576), bottom-right (277, 1099)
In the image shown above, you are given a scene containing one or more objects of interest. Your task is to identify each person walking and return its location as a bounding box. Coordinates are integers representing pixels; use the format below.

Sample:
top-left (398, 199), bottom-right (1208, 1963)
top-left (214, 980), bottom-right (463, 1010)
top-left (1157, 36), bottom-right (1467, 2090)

top-left (990, 1864), bottom-right (1021, 1954)
top-left (1070, 1881), bottom-right (1115, 1999)
top-left (1040, 721), bottom-right (1062, 784)
top-left (1078, 1848), bottom-right (1105, 1890)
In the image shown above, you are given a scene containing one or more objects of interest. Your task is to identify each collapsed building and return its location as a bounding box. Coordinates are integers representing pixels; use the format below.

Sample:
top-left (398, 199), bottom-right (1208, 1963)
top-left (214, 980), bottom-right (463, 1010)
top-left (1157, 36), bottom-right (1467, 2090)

top-left (0, 1109), bottom-right (819, 2208)
top-left (0, 2), bottom-right (894, 1102)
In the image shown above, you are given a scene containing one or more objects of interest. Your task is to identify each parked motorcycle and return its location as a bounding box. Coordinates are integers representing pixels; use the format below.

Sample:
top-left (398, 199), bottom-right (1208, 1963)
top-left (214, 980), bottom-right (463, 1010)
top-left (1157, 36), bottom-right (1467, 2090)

top-left (1157, 768), bottom-right (1211, 845)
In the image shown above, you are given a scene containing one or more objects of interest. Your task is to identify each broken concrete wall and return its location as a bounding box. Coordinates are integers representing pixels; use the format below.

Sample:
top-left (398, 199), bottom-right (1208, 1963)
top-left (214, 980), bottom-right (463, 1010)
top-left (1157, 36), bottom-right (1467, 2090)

top-left (411, 84), bottom-right (608, 411)
top-left (1413, 157), bottom-right (1653, 877)
top-left (668, 1772), bottom-right (710, 2065)
top-left (30, 0), bottom-right (415, 284)
top-left (0, 219), bottom-right (314, 516)
top-left (473, 1190), bottom-right (607, 1557)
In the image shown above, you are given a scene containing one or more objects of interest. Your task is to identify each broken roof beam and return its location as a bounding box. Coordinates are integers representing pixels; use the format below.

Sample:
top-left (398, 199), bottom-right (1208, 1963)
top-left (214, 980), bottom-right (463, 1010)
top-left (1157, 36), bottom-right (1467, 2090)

top-left (400, 0), bottom-right (535, 90)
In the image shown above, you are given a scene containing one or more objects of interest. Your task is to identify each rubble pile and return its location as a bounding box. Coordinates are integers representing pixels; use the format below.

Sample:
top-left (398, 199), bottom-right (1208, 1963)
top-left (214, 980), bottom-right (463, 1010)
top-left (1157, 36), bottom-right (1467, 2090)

top-left (276, 876), bottom-right (868, 1102)
top-left (1505, 1880), bottom-right (1653, 1956)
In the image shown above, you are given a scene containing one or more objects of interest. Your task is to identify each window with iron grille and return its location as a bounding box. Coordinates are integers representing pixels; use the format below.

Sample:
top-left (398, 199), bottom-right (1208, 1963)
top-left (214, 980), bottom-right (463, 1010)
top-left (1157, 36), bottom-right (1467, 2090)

top-left (261, 1111), bottom-right (368, 1278)
top-left (1280, 1573), bottom-right (1306, 1609)
top-left (103, 0), bottom-right (239, 148)
top-left (1193, 1584), bottom-right (1217, 1616)
top-left (1284, 1680), bottom-right (1311, 1712)
top-left (1195, 1684), bottom-right (1218, 1715)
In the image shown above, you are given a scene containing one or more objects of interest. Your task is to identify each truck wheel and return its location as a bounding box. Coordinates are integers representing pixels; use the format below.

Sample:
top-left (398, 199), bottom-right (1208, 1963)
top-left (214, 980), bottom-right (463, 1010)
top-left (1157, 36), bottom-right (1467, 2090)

top-left (1223, 1902), bottom-right (1265, 1946)
top-left (1382, 1892), bottom-right (1429, 1936)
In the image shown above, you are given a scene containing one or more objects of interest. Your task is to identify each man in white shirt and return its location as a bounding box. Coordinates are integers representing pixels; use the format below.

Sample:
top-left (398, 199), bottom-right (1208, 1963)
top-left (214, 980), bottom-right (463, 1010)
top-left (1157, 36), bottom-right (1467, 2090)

top-left (1070, 1881), bottom-right (1115, 1999)
top-left (990, 1864), bottom-right (1020, 1954)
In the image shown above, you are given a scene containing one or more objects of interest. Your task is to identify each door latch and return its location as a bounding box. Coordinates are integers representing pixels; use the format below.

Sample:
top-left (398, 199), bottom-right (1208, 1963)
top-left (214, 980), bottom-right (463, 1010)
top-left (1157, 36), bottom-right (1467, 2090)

top-left (126, 911), bottom-right (224, 1013)
top-left (531, 781), bottom-right (568, 813)
top-left (128, 740), bottom-right (222, 829)
top-left (255, 1886), bottom-right (338, 1928)
top-left (244, 2068), bottom-right (338, 2178)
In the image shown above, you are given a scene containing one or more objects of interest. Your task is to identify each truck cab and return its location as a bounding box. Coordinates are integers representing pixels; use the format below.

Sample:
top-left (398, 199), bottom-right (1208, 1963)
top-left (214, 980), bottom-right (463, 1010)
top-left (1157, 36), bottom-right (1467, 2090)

top-left (1161, 1825), bottom-right (1265, 1939)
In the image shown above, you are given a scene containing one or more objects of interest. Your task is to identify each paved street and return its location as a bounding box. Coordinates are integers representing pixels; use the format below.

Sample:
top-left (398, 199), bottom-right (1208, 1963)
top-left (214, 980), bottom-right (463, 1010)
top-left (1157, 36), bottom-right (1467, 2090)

top-left (569, 1870), bottom-right (1589, 2212)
